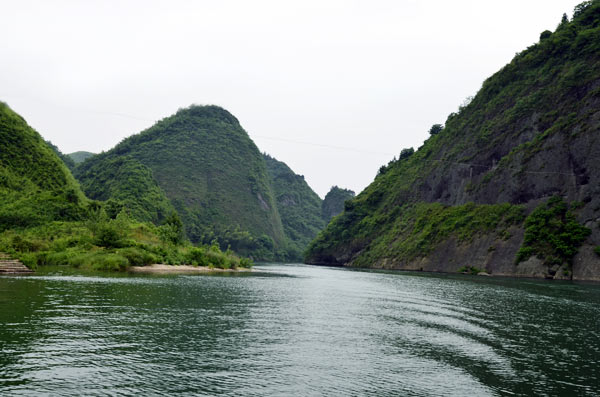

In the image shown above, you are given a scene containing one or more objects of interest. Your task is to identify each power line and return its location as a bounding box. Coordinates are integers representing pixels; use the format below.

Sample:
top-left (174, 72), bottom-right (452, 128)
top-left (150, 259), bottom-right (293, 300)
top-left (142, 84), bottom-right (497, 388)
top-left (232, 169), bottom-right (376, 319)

top-left (3, 94), bottom-right (397, 156)
top-left (1, 94), bottom-right (155, 122)
top-left (252, 134), bottom-right (396, 156)
top-left (0, 94), bottom-right (582, 177)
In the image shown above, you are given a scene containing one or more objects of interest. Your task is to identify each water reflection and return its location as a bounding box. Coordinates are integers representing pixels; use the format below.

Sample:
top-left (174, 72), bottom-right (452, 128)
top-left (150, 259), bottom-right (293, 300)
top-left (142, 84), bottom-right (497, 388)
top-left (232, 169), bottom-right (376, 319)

top-left (0, 264), bottom-right (599, 396)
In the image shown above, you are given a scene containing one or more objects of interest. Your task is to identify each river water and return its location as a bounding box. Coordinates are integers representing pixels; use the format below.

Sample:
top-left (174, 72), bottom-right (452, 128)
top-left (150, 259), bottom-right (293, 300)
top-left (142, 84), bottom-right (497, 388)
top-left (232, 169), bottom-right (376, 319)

top-left (0, 264), bottom-right (599, 396)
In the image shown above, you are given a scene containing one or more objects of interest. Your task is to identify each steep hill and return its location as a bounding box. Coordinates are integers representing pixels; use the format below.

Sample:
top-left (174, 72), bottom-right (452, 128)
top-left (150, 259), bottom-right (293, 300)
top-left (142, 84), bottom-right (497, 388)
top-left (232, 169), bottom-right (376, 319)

top-left (305, 1), bottom-right (600, 281)
top-left (264, 154), bottom-right (325, 259)
top-left (321, 186), bottom-right (355, 222)
top-left (46, 141), bottom-right (76, 170)
top-left (0, 102), bottom-right (87, 230)
top-left (75, 156), bottom-right (175, 223)
top-left (68, 151), bottom-right (95, 164)
top-left (74, 105), bottom-right (287, 259)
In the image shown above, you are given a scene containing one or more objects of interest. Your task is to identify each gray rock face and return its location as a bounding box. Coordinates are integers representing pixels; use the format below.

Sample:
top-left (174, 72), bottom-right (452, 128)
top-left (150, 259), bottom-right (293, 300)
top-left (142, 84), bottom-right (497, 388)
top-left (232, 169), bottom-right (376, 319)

top-left (305, 6), bottom-right (600, 279)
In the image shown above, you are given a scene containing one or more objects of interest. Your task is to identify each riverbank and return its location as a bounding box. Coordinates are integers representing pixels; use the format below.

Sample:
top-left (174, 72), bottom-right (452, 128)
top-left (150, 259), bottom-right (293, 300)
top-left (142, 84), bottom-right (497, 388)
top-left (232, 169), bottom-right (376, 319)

top-left (129, 264), bottom-right (252, 274)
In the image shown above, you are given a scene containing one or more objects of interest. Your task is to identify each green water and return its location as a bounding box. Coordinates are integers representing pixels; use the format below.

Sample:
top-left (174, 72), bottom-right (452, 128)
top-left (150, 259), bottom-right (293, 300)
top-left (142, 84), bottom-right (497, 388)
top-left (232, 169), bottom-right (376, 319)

top-left (0, 264), bottom-right (599, 396)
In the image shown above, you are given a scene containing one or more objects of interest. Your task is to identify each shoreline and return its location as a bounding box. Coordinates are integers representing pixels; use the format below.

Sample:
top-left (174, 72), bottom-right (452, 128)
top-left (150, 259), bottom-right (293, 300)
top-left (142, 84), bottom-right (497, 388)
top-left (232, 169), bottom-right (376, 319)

top-left (304, 262), bottom-right (600, 283)
top-left (128, 264), bottom-right (252, 274)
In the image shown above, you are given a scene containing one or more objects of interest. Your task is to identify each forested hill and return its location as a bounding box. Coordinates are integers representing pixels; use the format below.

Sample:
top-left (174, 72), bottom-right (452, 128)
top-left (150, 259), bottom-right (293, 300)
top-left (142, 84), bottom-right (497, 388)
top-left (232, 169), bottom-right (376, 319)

top-left (321, 186), bottom-right (355, 222)
top-left (305, 1), bottom-right (600, 281)
top-left (263, 154), bottom-right (325, 259)
top-left (74, 105), bottom-right (290, 260)
top-left (68, 151), bottom-right (95, 164)
top-left (0, 102), bottom-right (87, 230)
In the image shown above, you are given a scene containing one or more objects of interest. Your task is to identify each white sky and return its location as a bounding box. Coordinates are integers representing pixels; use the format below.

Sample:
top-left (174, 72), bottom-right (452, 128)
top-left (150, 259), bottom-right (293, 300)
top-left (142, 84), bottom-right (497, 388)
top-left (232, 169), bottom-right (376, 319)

top-left (0, 0), bottom-right (582, 197)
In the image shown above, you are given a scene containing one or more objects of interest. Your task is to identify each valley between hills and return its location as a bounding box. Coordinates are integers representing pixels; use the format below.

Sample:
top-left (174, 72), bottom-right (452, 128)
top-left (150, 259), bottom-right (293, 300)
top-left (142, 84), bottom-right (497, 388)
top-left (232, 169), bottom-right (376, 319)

top-left (2, 1), bottom-right (600, 280)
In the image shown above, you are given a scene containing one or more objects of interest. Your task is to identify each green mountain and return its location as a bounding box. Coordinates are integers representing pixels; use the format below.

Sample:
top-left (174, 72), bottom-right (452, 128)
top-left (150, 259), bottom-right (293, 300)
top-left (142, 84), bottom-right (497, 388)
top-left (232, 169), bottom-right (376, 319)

top-left (263, 154), bottom-right (325, 259)
top-left (46, 141), bottom-right (76, 170)
top-left (0, 102), bottom-right (252, 272)
top-left (75, 156), bottom-right (176, 223)
top-left (321, 186), bottom-right (355, 222)
top-left (0, 102), bottom-right (87, 231)
top-left (68, 151), bottom-right (95, 164)
top-left (305, 1), bottom-right (600, 281)
top-left (74, 105), bottom-right (288, 259)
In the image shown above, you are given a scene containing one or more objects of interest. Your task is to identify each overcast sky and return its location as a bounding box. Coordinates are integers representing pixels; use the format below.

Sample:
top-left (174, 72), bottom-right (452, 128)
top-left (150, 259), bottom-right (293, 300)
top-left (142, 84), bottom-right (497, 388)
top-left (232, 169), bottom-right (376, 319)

top-left (0, 0), bottom-right (582, 197)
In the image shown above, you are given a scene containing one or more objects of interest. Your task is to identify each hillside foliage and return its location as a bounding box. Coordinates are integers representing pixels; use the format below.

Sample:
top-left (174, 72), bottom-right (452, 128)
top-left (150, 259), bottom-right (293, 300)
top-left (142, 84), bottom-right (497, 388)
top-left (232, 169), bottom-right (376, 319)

top-left (68, 151), bottom-right (95, 164)
top-left (264, 153), bottom-right (325, 260)
top-left (0, 103), bottom-right (88, 230)
top-left (74, 105), bottom-right (290, 260)
top-left (321, 186), bottom-right (355, 222)
top-left (0, 102), bottom-right (251, 271)
top-left (305, 1), bottom-right (600, 270)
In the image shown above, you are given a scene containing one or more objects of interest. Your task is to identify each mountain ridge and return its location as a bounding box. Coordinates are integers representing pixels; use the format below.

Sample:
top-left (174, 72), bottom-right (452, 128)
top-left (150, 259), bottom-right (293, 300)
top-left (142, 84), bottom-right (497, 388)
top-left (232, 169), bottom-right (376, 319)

top-left (73, 105), bottom-right (332, 260)
top-left (305, 1), bottom-right (600, 280)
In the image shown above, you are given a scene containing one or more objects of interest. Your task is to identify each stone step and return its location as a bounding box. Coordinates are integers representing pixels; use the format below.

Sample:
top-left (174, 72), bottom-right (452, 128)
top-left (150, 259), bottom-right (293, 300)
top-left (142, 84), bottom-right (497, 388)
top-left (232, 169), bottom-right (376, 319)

top-left (0, 252), bottom-right (33, 273)
top-left (0, 265), bottom-right (30, 269)
top-left (0, 265), bottom-right (29, 270)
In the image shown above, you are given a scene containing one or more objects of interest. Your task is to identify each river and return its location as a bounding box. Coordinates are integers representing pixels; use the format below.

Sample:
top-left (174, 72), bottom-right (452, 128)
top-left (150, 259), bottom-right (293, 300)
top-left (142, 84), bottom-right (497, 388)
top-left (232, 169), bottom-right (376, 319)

top-left (1, 264), bottom-right (599, 396)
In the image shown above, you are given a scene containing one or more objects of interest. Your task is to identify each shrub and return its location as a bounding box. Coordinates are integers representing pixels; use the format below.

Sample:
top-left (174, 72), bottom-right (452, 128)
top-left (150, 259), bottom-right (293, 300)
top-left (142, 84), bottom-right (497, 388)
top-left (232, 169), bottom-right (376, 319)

top-left (516, 196), bottom-right (591, 266)
top-left (117, 247), bottom-right (158, 266)
top-left (540, 30), bottom-right (552, 41)
top-left (458, 265), bottom-right (482, 275)
top-left (428, 124), bottom-right (444, 135)
top-left (91, 253), bottom-right (129, 271)
top-left (239, 257), bottom-right (253, 268)
top-left (95, 224), bottom-right (126, 248)
top-left (399, 147), bottom-right (415, 160)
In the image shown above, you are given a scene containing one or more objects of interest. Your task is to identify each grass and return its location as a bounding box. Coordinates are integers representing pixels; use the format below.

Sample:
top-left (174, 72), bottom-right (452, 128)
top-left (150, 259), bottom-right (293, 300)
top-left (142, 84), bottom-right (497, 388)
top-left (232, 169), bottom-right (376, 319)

top-left (0, 216), bottom-right (253, 272)
top-left (307, 201), bottom-right (525, 266)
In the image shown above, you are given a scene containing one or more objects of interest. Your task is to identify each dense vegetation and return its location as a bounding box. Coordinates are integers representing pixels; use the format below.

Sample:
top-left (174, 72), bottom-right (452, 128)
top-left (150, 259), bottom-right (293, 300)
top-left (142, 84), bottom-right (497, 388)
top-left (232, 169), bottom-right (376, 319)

top-left (0, 102), bottom-right (87, 230)
top-left (68, 151), bottom-right (95, 164)
top-left (305, 1), bottom-right (600, 278)
top-left (0, 102), bottom-right (251, 271)
top-left (517, 196), bottom-right (590, 268)
top-left (74, 105), bottom-right (288, 260)
top-left (76, 156), bottom-right (175, 223)
top-left (0, 214), bottom-right (251, 272)
top-left (308, 201), bottom-right (524, 267)
top-left (321, 186), bottom-right (355, 222)
top-left (46, 140), bottom-right (76, 170)
top-left (264, 153), bottom-right (325, 259)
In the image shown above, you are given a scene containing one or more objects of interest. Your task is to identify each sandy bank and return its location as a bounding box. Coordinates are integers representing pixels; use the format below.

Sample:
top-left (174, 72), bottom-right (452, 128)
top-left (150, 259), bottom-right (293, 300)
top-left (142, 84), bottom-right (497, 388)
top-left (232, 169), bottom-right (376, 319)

top-left (129, 264), bottom-right (252, 274)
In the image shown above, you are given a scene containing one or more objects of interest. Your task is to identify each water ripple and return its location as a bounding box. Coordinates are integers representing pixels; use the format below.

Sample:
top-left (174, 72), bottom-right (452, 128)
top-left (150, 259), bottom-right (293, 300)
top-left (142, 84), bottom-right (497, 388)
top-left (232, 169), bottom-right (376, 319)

top-left (0, 264), bottom-right (599, 396)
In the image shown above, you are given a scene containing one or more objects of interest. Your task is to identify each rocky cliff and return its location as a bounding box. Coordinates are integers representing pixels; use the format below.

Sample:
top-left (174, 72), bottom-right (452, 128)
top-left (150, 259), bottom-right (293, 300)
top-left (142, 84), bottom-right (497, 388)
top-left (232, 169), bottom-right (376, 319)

top-left (305, 1), bottom-right (600, 280)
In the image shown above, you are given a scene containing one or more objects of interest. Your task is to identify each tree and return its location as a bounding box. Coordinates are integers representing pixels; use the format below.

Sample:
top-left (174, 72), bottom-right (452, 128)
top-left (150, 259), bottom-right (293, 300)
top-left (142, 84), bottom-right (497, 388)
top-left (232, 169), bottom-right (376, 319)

top-left (574, 1), bottom-right (593, 18)
top-left (540, 30), bottom-right (552, 41)
top-left (159, 211), bottom-right (185, 245)
top-left (428, 124), bottom-right (444, 135)
top-left (558, 13), bottom-right (569, 28)
top-left (400, 147), bottom-right (414, 160)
